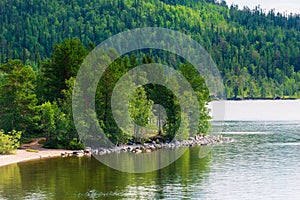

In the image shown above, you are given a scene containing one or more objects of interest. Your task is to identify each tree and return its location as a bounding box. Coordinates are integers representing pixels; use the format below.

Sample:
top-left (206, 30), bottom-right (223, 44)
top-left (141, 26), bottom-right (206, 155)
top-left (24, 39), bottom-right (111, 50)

top-left (0, 60), bottom-right (39, 138)
top-left (40, 78), bottom-right (84, 149)
top-left (129, 87), bottom-right (154, 141)
top-left (41, 38), bottom-right (87, 102)
top-left (39, 102), bottom-right (56, 144)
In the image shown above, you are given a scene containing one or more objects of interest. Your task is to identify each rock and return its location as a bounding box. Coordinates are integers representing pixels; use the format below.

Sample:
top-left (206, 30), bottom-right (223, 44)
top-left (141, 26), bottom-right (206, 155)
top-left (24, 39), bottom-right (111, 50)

top-left (73, 151), bottom-right (85, 157)
top-left (84, 147), bottom-right (91, 154)
top-left (135, 149), bottom-right (142, 154)
top-left (127, 146), bottom-right (133, 152)
top-left (101, 149), bottom-right (107, 154)
top-left (87, 134), bottom-right (233, 156)
top-left (149, 145), bottom-right (156, 150)
top-left (92, 149), bottom-right (98, 155)
top-left (140, 146), bottom-right (146, 151)
top-left (75, 152), bottom-right (84, 157)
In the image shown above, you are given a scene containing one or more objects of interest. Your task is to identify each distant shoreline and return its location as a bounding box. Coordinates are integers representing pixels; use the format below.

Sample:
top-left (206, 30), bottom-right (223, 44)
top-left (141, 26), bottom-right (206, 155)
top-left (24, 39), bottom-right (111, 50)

top-left (223, 97), bottom-right (299, 101)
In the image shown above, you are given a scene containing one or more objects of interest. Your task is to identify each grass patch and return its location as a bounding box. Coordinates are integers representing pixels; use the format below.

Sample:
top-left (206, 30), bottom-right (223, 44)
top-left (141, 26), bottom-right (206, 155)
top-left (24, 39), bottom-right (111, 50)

top-left (26, 149), bottom-right (39, 153)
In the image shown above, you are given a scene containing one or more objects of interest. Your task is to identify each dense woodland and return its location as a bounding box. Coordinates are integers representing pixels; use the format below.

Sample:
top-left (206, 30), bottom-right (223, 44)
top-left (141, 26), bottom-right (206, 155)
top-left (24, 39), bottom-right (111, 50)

top-left (0, 39), bottom-right (209, 150)
top-left (1, 0), bottom-right (300, 98)
top-left (0, 0), bottom-right (300, 151)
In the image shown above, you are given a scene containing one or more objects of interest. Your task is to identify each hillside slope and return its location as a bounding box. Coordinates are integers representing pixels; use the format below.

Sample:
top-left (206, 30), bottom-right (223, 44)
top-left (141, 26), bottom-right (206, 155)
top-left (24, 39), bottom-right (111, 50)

top-left (0, 0), bottom-right (299, 98)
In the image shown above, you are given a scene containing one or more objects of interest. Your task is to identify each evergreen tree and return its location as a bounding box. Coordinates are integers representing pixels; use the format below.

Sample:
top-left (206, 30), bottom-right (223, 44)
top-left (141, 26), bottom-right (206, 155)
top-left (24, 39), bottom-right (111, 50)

top-left (41, 38), bottom-right (87, 102)
top-left (0, 60), bottom-right (38, 138)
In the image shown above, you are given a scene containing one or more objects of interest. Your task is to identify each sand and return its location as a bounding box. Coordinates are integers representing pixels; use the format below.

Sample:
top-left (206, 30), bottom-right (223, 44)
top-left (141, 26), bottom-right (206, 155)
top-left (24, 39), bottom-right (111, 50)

top-left (0, 148), bottom-right (73, 167)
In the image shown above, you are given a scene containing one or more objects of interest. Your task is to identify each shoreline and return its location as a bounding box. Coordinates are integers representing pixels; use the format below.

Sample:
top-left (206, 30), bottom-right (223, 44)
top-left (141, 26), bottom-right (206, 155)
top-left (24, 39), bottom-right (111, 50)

top-left (212, 98), bottom-right (300, 101)
top-left (0, 148), bottom-right (73, 167)
top-left (91, 135), bottom-right (234, 155)
top-left (0, 135), bottom-right (233, 167)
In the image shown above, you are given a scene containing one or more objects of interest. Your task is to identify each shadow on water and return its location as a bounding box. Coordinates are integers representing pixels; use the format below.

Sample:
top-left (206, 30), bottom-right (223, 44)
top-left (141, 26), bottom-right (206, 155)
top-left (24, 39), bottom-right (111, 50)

top-left (0, 147), bottom-right (212, 199)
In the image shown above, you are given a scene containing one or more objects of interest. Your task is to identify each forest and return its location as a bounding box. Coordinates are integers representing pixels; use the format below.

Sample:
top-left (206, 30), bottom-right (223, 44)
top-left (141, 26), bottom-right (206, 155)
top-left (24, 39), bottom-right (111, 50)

top-left (0, 0), bottom-right (300, 151)
top-left (0, 0), bottom-right (299, 98)
top-left (0, 39), bottom-right (210, 150)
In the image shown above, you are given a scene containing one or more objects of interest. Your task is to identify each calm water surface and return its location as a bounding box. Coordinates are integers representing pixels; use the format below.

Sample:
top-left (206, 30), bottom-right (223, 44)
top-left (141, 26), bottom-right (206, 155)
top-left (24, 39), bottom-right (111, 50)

top-left (1, 120), bottom-right (300, 199)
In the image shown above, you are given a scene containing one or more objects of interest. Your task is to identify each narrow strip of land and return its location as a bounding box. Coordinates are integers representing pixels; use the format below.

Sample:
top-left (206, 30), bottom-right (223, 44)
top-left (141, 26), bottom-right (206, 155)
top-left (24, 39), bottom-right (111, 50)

top-left (0, 148), bottom-right (73, 167)
top-left (0, 137), bottom-right (73, 167)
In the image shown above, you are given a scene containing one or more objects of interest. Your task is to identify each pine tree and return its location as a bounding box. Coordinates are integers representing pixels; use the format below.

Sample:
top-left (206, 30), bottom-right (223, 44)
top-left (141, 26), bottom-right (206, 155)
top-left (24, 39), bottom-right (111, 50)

top-left (0, 60), bottom-right (38, 138)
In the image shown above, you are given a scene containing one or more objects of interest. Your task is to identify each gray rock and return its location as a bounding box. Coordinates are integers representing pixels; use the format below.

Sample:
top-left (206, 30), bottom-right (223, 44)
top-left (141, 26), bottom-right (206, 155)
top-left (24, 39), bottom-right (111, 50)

top-left (135, 149), bottom-right (142, 154)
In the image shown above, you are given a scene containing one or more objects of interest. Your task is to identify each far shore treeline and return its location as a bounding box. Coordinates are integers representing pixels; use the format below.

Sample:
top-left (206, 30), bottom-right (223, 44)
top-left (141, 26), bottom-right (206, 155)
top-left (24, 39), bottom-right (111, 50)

top-left (0, 0), bottom-right (300, 153)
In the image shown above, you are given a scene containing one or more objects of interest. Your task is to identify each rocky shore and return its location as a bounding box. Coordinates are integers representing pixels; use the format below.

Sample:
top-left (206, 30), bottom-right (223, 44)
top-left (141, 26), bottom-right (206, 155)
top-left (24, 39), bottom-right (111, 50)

top-left (90, 134), bottom-right (234, 155)
top-left (0, 135), bottom-right (233, 167)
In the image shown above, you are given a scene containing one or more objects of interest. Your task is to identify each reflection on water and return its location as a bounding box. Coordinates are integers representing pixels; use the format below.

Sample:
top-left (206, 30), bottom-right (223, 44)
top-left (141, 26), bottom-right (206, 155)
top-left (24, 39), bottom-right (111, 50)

top-left (1, 121), bottom-right (300, 199)
top-left (0, 164), bottom-right (22, 199)
top-left (0, 147), bottom-right (211, 200)
top-left (94, 147), bottom-right (188, 173)
top-left (208, 121), bottom-right (300, 200)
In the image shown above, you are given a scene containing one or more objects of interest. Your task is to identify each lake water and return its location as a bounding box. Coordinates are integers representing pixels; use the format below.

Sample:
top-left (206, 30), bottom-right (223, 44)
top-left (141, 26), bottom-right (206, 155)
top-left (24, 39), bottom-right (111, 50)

top-left (209, 100), bottom-right (300, 121)
top-left (0, 101), bottom-right (300, 199)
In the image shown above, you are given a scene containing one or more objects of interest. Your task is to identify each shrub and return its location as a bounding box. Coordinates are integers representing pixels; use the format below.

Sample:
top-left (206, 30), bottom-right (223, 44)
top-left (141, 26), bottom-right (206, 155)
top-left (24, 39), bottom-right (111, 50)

top-left (0, 130), bottom-right (22, 154)
top-left (68, 138), bottom-right (85, 150)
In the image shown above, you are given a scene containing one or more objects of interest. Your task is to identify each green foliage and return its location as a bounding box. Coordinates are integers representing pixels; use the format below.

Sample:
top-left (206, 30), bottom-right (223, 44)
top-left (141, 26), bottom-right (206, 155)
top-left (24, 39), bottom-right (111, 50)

top-left (129, 87), bottom-right (154, 141)
top-left (0, 60), bottom-right (39, 138)
top-left (40, 38), bottom-right (87, 102)
top-left (0, 130), bottom-right (22, 155)
top-left (40, 101), bottom-right (65, 148)
top-left (0, 0), bottom-right (299, 98)
top-left (68, 138), bottom-right (85, 150)
top-left (0, 0), bottom-right (299, 147)
top-left (177, 113), bottom-right (190, 140)
top-left (25, 149), bottom-right (39, 153)
top-left (39, 77), bottom-right (83, 149)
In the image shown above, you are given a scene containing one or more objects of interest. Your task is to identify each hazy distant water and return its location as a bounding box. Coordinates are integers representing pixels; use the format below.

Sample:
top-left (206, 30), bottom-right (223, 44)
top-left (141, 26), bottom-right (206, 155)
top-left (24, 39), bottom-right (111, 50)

top-left (209, 100), bottom-right (300, 121)
top-left (0, 101), bottom-right (299, 199)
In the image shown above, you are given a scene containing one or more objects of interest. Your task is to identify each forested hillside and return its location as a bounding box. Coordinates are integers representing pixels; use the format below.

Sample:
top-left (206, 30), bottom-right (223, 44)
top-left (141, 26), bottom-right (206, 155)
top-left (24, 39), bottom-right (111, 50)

top-left (0, 0), bottom-right (300, 151)
top-left (1, 0), bottom-right (300, 98)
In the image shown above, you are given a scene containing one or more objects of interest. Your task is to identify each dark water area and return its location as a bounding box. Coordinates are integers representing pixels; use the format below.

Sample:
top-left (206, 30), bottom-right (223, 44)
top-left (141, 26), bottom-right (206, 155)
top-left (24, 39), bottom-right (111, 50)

top-left (1, 121), bottom-right (300, 199)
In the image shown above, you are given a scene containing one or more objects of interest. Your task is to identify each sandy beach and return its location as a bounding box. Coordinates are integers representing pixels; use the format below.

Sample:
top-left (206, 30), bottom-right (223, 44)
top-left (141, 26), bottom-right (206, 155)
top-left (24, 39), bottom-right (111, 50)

top-left (0, 148), bottom-right (73, 167)
top-left (0, 138), bottom-right (73, 167)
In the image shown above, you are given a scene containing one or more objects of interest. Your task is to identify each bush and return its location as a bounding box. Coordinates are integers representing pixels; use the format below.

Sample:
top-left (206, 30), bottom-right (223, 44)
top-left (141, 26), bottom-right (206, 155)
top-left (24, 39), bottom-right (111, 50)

top-left (68, 138), bottom-right (85, 150)
top-left (0, 130), bottom-right (22, 154)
